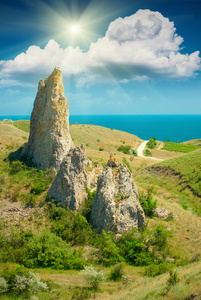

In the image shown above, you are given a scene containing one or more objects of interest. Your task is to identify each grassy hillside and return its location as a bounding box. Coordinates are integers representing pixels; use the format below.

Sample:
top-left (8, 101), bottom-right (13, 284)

top-left (0, 122), bottom-right (201, 299)
top-left (0, 122), bottom-right (28, 149)
top-left (135, 149), bottom-right (201, 214)
top-left (183, 138), bottom-right (201, 146)
top-left (13, 120), bottom-right (30, 133)
top-left (162, 141), bottom-right (200, 153)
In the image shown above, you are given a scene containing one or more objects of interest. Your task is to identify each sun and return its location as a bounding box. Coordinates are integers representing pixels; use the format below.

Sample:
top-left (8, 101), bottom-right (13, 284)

top-left (69, 23), bottom-right (80, 35)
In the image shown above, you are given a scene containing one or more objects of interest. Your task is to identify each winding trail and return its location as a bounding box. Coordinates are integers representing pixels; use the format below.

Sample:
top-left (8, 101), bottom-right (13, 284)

top-left (137, 140), bottom-right (164, 161)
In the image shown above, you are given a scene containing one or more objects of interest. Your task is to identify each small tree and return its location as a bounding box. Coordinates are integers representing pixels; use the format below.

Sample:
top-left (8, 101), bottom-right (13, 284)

top-left (80, 266), bottom-right (105, 290)
top-left (166, 270), bottom-right (180, 292)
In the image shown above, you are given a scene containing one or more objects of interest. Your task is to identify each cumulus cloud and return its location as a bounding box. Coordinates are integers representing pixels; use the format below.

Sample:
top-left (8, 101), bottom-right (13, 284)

top-left (0, 9), bottom-right (200, 87)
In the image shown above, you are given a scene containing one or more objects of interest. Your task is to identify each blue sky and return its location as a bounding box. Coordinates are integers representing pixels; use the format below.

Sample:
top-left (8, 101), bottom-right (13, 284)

top-left (0, 0), bottom-right (201, 115)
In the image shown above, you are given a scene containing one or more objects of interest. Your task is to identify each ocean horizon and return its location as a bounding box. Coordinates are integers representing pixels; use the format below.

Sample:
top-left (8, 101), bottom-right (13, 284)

top-left (0, 115), bottom-right (200, 143)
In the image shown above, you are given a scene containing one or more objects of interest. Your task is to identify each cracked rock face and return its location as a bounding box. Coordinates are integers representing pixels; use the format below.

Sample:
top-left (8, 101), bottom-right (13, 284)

top-left (47, 146), bottom-right (88, 210)
top-left (90, 164), bottom-right (146, 233)
top-left (23, 67), bottom-right (74, 171)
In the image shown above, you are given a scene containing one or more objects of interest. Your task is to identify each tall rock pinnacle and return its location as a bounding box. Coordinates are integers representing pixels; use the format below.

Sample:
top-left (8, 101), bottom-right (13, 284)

top-left (24, 67), bottom-right (74, 170)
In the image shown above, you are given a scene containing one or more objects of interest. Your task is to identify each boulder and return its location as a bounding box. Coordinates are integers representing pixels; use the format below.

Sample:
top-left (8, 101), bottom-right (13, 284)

top-left (23, 67), bottom-right (73, 170)
top-left (47, 146), bottom-right (88, 210)
top-left (90, 164), bottom-right (146, 233)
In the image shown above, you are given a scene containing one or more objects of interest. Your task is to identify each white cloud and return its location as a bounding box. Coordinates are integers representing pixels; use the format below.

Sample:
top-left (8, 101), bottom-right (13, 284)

top-left (0, 9), bottom-right (200, 87)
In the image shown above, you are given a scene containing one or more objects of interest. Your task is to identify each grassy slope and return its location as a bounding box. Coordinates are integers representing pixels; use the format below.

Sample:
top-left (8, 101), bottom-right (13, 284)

top-left (13, 120), bottom-right (30, 133)
top-left (183, 138), bottom-right (201, 146)
top-left (135, 149), bottom-right (201, 214)
top-left (0, 122), bottom-right (28, 149)
top-left (0, 122), bottom-right (201, 299)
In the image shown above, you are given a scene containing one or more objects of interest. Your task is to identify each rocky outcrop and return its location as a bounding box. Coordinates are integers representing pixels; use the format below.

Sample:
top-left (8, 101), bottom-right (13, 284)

top-left (47, 145), bottom-right (88, 210)
top-left (23, 67), bottom-right (73, 171)
top-left (90, 164), bottom-right (146, 233)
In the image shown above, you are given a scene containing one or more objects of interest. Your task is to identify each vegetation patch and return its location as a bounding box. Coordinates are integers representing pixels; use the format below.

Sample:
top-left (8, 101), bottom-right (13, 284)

top-left (162, 141), bottom-right (200, 153)
top-left (122, 157), bottom-right (132, 173)
top-left (144, 149), bottom-right (152, 156)
top-left (147, 137), bottom-right (157, 149)
top-left (13, 120), bottom-right (30, 133)
top-left (138, 186), bottom-right (157, 217)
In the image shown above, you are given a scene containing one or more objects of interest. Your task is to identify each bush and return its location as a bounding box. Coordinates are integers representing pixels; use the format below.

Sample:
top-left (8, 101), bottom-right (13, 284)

top-left (109, 263), bottom-right (124, 281)
top-left (97, 231), bottom-right (124, 267)
top-left (153, 225), bottom-right (168, 250)
top-left (2, 119), bottom-right (13, 125)
top-left (0, 265), bottom-right (48, 295)
top-left (138, 186), bottom-right (157, 217)
top-left (99, 148), bottom-right (104, 151)
top-left (80, 266), bottom-right (105, 290)
top-left (147, 137), bottom-right (157, 149)
top-left (144, 262), bottom-right (174, 277)
top-left (0, 277), bottom-right (8, 294)
top-left (70, 286), bottom-right (92, 300)
top-left (0, 229), bottom-right (85, 270)
top-left (115, 228), bottom-right (154, 266)
top-left (122, 157), bottom-right (132, 173)
top-left (144, 149), bottom-right (152, 156)
top-left (10, 160), bottom-right (25, 174)
top-left (82, 187), bottom-right (96, 222)
top-left (117, 145), bottom-right (132, 154)
top-left (49, 204), bottom-right (95, 246)
top-left (128, 148), bottom-right (137, 156)
top-left (166, 270), bottom-right (180, 291)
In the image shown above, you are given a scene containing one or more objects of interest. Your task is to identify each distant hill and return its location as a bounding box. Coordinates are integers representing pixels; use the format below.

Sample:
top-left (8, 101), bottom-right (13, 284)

top-left (182, 138), bottom-right (201, 146)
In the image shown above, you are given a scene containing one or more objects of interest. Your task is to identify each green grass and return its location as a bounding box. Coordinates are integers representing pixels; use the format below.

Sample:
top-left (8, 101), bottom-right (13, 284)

top-left (162, 141), bottom-right (200, 153)
top-left (13, 120), bottom-right (30, 133)
top-left (135, 149), bottom-right (201, 214)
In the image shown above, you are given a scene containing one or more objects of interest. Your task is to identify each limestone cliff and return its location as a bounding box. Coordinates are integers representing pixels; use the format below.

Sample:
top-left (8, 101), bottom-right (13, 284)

top-left (23, 67), bottom-right (74, 170)
top-left (90, 164), bottom-right (146, 233)
top-left (47, 146), bottom-right (88, 210)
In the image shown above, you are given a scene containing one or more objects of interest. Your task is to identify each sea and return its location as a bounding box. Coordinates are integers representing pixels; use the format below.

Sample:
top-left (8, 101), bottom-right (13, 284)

top-left (0, 115), bottom-right (200, 143)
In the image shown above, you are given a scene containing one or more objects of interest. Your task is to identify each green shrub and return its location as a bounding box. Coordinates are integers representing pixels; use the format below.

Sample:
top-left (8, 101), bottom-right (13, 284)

top-left (82, 187), bottom-right (96, 222)
top-left (138, 186), bottom-right (157, 217)
top-left (115, 228), bottom-right (154, 266)
top-left (0, 265), bottom-right (48, 295)
top-left (10, 160), bottom-right (25, 174)
top-left (109, 263), bottom-right (124, 281)
top-left (147, 137), bottom-right (157, 149)
top-left (99, 148), bottom-right (104, 151)
top-left (153, 225), bottom-right (168, 250)
top-left (144, 262), bottom-right (174, 277)
top-left (117, 145), bottom-right (132, 154)
top-left (144, 149), bottom-right (152, 156)
top-left (122, 157), bottom-right (132, 173)
top-left (166, 270), bottom-right (180, 291)
top-left (128, 148), bottom-right (137, 156)
top-left (31, 182), bottom-right (48, 194)
top-left (0, 229), bottom-right (84, 270)
top-left (0, 277), bottom-right (8, 294)
top-left (96, 231), bottom-right (124, 267)
top-left (80, 266), bottom-right (105, 290)
top-left (70, 286), bottom-right (92, 300)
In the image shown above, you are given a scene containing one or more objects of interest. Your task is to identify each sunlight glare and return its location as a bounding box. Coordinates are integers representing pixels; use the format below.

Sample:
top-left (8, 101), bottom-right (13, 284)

top-left (70, 23), bottom-right (80, 34)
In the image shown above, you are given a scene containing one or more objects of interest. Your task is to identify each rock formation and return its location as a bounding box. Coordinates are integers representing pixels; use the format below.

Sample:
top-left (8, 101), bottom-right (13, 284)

top-left (47, 145), bottom-right (88, 210)
top-left (23, 67), bottom-right (74, 170)
top-left (90, 164), bottom-right (146, 233)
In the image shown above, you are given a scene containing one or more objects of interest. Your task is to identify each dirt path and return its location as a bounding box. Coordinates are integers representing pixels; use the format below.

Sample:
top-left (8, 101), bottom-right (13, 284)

top-left (137, 141), bottom-right (164, 161)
